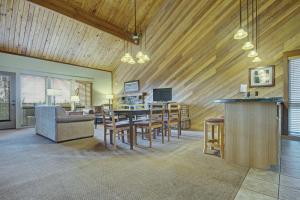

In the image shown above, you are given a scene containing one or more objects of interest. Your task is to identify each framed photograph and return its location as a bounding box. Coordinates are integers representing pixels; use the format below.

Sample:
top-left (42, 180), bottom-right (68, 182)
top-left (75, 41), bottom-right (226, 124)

top-left (249, 65), bottom-right (275, 88)
top-left (124, 80), bottom-right (139, 93)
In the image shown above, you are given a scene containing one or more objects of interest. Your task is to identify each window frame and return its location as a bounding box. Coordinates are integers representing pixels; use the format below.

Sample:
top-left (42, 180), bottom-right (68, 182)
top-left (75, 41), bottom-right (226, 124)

top-left (283, 49), bottom-right (300, 136)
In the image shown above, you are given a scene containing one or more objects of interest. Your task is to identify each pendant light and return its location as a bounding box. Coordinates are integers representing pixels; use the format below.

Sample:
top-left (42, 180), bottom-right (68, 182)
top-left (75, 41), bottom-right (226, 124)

top-left (142, 27), bottom-right (150, 62)
top-left (128, 43), bottom-right (136, 64)
top-left (242, 0), bottom-right (254, 50)
top-left (252, 0), bottom-right (262, 62)
top-left (248, 0), bottom-right (257, 57)
top-left (234, 0), bottom-right (248, 40)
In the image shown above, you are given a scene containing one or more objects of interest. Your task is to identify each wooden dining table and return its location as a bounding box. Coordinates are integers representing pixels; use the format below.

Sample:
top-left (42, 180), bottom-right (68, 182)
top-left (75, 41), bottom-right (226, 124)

top-left (114, 109), bottom-right (181, 150)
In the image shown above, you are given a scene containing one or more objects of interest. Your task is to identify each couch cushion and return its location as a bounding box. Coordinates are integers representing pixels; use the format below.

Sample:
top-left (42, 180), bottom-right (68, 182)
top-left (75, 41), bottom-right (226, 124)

top-left (56, 107), bottom-right (66, 116)
top-left (56, 115), bottom-right (95, 123)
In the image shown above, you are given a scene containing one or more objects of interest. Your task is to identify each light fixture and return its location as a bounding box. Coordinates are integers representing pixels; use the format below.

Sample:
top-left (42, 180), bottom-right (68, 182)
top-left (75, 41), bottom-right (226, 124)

top-left (136, 51), bottom-right (144, 59)
top-left (242, 41), bottom-right (254, 50)
top-left (143, 54), bottom-right (150, 62)
top-left (242, 0), bottom-right (254, 51)
top-left (137, 58), bottom-right (145, 64)
top-left (234, 0), bottom-right (248, 40)
top-left (248, 50), bottom-right (258, 57)
top-left (252, 0), bottom-right (262, 63)
top-left (128, 58), bottom-right (136, 64)
top-left (252, 56), bottom-right (262, 62)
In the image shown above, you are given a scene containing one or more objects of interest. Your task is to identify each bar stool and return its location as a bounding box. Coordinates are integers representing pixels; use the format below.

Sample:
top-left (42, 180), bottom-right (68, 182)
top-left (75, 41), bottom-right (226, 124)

top-left (203, 117), bottom-right (225, 158)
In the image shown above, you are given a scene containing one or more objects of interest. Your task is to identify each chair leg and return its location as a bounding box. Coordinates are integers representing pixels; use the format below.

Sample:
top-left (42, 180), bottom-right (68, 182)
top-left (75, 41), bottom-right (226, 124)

top-left (162, 126), bottom-right (164, 144)
top-left (149, 127), bottom-right (152, 148)
top-left (220, 124), bottom-right (225, 159)
top-left (203, 121), bottom-right (208, 154)
top-left (121, 130), bottom-right (125, 143)
top-left (110, 130), bottom-right (113, 144)
top-left (168, 125), bottom-right (171, 142)
top-left (211, 125), bottom-right (215, 150)
top-left (104, 128), bottom-right (107, 147)
top-left (113, 130), bottom-right (117, 149)
top-left (177, 123), bottom-right (180, 139)
top-left (134, 128), bottom-right (137, 145)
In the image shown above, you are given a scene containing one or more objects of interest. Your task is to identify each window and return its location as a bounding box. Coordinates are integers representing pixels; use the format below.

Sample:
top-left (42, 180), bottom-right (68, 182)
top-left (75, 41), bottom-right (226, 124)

top-left (20, 75), bottom-right (46, 126)
top-left (0, 74), bottom-right (10, 121)
top-left (74, 81), bottom-right (92, 107)
top-left (288, 57), bottom-right (300, 135)
top-left (21, 75), bottom-right (46, 104)
top-left (51, 78), bottom-right (71, 104)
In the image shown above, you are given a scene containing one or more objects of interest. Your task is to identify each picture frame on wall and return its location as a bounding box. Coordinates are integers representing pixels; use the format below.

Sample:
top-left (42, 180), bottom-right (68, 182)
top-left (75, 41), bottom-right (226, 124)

top-left (124, 80), bottom-right (140, 93)
top-left (249, 65), bottom-right (275, 88)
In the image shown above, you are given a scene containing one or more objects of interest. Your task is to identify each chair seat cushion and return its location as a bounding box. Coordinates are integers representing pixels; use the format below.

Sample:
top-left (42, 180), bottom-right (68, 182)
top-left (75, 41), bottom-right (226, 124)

top-left (205, 117), bottom-right (224, 123)
top-left (56, 115), bottom-right (95, 123)
top-left (135, 121), bottom-right (162, 126)
top-left (106, 121), bottom-right (129, 128)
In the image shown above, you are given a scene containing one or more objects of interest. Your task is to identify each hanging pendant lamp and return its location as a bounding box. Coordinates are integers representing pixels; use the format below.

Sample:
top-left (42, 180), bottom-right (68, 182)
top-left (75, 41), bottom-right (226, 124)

top-left (234, 0), bottom-right (248, 40)
top-left (252, 0), bottom-right (262, 62)
top-left (248, 0), bottom-right (257, 57)
top-left (242, 0), bottom-right (254, 50)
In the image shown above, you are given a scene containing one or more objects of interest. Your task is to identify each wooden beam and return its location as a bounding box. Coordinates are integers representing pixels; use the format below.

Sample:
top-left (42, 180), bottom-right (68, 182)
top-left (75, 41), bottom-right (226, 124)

top-left (27, 0), bottom-right (138, 44)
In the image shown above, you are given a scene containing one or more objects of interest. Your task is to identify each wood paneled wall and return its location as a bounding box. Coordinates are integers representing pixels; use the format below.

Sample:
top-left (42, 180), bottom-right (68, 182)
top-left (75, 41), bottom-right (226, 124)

top-left (0, 0), bottom-right (164, 71)
top-left (113, 0), bottom-right (300, 130)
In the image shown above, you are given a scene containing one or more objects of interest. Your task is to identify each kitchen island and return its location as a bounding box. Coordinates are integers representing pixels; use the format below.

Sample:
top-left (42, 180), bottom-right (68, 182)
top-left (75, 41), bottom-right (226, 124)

top-left (215, 97), bottom-right (283, 169)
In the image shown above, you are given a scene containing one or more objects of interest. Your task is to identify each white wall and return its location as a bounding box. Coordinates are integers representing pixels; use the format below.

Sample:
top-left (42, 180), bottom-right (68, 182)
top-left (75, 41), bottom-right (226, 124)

top-left (0, 52), bottom-right (112, 128)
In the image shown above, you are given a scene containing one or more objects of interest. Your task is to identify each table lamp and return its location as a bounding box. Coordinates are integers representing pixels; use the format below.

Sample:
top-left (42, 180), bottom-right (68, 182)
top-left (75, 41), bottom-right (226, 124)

top-left (47, 89), bottom-right (61, 105)
top-left (71, 95), bottom-right (80, 111)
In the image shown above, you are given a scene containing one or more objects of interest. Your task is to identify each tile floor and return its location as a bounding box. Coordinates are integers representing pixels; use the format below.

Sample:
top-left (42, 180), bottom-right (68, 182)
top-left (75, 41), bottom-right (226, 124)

top-left (234, 138), bottom-right (300, 200)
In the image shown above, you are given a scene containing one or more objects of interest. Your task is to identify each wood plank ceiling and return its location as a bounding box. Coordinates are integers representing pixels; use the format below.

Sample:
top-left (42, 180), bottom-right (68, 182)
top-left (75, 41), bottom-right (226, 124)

top-left (113, 0), bottom-right (300, 130)
top-left (0, 0), bottom-right (164, 71)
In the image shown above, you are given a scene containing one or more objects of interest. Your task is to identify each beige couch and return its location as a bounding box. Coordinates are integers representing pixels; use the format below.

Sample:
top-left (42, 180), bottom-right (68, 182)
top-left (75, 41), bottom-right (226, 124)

top-left (35, 105), bottom-right (95, 142)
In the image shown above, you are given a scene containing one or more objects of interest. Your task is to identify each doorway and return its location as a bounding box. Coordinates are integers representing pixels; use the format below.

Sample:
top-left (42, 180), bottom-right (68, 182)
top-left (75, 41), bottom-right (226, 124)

top-left (0, 71), bottom-right (16, 129)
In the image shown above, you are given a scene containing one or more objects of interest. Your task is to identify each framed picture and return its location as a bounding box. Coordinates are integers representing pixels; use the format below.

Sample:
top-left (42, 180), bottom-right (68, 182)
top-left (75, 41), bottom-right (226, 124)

top-left (249, 65), bottom-right (275, 88)
top-left (124, 80), bottom-right (139, 93)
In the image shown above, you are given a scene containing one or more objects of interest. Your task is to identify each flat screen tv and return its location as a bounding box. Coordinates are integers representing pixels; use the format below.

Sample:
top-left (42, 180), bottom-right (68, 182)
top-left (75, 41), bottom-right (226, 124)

top-left (153, 88), bottom-right (172, 102)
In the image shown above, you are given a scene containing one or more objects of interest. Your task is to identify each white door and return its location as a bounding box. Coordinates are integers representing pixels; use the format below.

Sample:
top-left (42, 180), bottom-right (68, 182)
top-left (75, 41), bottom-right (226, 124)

top-left (0, 71), bottom-right (16, 129)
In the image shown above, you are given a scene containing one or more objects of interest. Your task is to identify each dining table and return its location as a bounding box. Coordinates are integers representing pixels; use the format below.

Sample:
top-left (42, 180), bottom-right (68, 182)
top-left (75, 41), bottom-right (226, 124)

top-left (113, 109), bottom-right (182, 150)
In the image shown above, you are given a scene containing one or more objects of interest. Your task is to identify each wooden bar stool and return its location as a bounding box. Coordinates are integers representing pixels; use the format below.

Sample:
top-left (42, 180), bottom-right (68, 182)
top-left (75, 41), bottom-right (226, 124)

top-left (203, 117), bottom-right (225, 158)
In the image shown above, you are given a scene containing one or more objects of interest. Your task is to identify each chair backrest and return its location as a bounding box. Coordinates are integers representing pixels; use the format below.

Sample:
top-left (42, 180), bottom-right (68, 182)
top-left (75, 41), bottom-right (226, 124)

top-left (167, 103), bottom-right (180, 123)
top-left (102, 109), bottom-right (117, 130)
top-left (149, 103), bottom-right (164, 125)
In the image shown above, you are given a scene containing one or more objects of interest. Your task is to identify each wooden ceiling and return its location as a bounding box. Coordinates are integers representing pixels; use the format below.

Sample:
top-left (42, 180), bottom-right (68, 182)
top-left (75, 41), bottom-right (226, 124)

top-left (0, 0), bottom-right (164, 71)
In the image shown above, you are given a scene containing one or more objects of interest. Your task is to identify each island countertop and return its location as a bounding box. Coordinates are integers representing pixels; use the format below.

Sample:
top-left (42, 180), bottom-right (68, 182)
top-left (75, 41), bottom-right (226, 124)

top-left (214, 97), bottom-right (283, 103)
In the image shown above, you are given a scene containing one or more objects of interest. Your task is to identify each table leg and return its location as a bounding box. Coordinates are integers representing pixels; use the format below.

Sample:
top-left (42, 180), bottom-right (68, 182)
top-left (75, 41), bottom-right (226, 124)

top-left (129, 112), bottom-right (134, 150)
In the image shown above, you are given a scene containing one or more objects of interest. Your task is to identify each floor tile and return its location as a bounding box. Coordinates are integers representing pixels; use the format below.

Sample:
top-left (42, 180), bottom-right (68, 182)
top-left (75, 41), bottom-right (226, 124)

top-left (247, 168), bottom-right (279, 184)
top-left (241, 175), bottom-right (278, 198)
top-left (281, 167), bottom-right (300, 179)
top-left (234, 188), bottom-right (277, 200)
top-left (280, 175), bottom-right (300, 189)
top-left (279, 185), bottom-right (300, 200)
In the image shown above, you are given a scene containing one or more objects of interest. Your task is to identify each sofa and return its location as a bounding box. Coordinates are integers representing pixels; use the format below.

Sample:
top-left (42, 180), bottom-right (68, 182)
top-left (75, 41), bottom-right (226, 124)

top-left (35, 105), bottom-right (95, 142)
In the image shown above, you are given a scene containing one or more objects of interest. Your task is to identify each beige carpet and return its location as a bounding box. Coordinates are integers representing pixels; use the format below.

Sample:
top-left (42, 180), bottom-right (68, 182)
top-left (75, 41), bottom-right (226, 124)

top-left (0, 127), bottom-right (248, 200)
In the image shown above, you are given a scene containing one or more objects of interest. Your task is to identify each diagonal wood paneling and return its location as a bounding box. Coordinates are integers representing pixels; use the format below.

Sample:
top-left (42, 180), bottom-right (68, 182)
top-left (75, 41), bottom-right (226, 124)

top-left (113, 0), bottom-right (300, 130)
top-left (0, 0), bottom-right (164, 71)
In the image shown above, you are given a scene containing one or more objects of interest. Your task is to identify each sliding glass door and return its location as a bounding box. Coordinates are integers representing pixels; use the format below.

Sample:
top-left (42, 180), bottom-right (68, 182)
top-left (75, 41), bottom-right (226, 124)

top-left (0, 71), bottom-right (16, 129)
top-left (288, 57), bottom-right (300, 136)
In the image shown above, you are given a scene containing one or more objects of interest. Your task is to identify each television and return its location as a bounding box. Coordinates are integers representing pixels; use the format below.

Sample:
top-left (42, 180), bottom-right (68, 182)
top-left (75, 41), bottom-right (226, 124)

top-left (153, 88), bottom-right (172, 102)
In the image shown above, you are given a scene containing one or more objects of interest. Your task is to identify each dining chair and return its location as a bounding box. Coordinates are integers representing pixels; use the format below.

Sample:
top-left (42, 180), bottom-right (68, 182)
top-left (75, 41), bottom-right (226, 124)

top-left (134, 103), bottom-right (164, 147)
top-left (102, 109), bottom-right (132, 149)
top-left (165, 103), bottom-right (181, 141)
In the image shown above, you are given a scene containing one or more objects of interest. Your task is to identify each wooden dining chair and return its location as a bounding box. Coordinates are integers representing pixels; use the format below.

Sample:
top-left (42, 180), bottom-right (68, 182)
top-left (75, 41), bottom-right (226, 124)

top-left (102, 109), bottom-right (132, 149)
top-left (134, 103), bottom-right (164, 147)
top-left (165, 103), bottom-right (181, 141)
